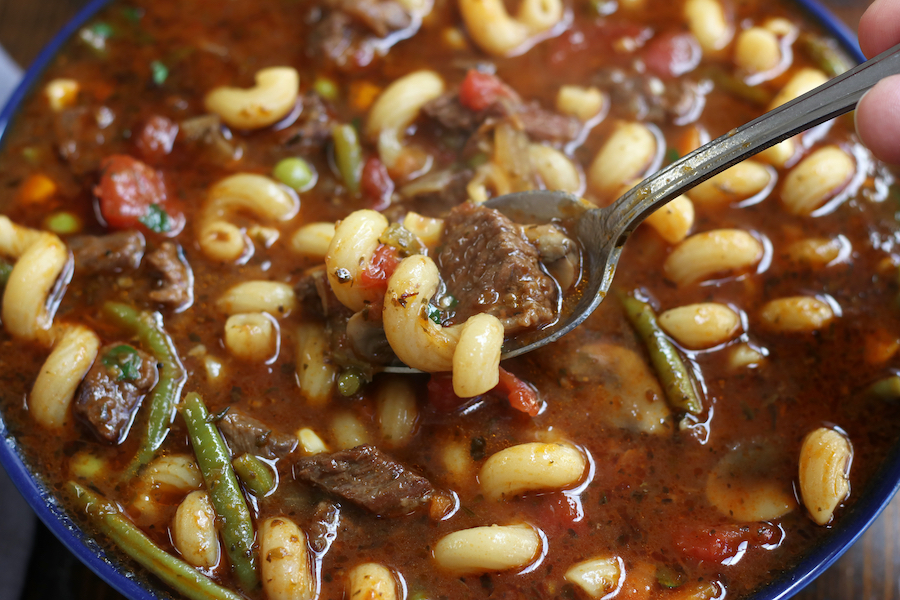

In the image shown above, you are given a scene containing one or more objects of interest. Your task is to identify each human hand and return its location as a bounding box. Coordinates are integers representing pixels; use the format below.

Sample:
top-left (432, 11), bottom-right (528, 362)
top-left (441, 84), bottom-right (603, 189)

top-left (856, 0), bottom-right (900, 164)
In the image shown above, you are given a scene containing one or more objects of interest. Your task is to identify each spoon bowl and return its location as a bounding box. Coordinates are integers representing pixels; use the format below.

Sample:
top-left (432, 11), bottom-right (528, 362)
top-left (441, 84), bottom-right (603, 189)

top-left (486, 41), bottom-right (900, 359)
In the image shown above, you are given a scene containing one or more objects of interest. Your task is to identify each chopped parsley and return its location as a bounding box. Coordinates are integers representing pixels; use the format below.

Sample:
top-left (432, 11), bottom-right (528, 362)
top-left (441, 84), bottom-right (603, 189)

top-left (150, 60), bottom-right (169, 85)
top-left (101, 345), bottom-right (143, 382)
top-left (139, 204), bottom-right (171, 233)
top-left (426, 303), bottom-right (442, 325)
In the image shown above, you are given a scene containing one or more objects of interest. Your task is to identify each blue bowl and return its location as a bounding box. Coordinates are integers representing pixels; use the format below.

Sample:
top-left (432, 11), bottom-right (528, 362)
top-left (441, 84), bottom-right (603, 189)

top-left (0, 2), bottom-right (888, 599)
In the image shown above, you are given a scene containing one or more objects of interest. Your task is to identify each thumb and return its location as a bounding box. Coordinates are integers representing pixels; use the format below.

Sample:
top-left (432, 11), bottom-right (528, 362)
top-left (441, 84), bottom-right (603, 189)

top-left (856, 74), bottom-right (900, 165)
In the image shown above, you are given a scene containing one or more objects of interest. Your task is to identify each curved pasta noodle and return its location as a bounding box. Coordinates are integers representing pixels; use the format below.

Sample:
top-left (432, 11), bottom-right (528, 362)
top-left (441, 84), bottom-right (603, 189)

top-left (383, 255), bottom-right (460, 372)
top-left (663, 229), bottom-right (763, 286)
top-left (564, 556), bottom-right (623, 599)
top-left (346, 563), bottom-right (398, 600)
top-left (658, 302), bottom-right (741, 349)
top-left (781, 146), bottom-right (855, 215)
top-left (0, 216), bottom-right (70, 343)
top-left (326, 210), bottom-right (390, 312)
top-left (173, 490), bottom-right (220, 569)
top-left (224, 312), bottom-right (280, 362)
top-left (529, 144), bottom-right (583, 194)
top-left (588, 122), bottom-right (659, 203)
top-left (480, 442), bottom-right (586, 500)
top-left (204, 67), bottom-right (300, 130)
top-left (770, 68), bottom-right (828, 109)
top-left (643, 195), bottom-right (694, 244)
top-left (29, 325), bottom-right (100, 429)
top-left (217, 281), bottom-right (297, 316)
top-left (366, 71), bottom-right (445, 169)
top-left (685, 0), bottom-right (733, 52)
top-left (799, 427), bottom-right (852, 525)
top-left (290, 222), bottom-right (335, 258)
top-left (129, 455), bottom-right (204, 525)
top-left (452, 313), bottom-right (504, 397)
top-left (758, 296), bottom-right (835, 332)
top-left (259, 517), bottom-right (315, 600)
top-left (198, 173), bottom-right (299, 262)
top-left (459, 0), bottom-right (563, 57)
top-left (433, 524), bottom-right (541, 573)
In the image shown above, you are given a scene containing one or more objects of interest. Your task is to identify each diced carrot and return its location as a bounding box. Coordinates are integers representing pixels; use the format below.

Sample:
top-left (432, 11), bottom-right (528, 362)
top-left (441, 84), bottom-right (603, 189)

top-left (864, 329), bottom-right (900, 364)
top-left (349, 81), bottom-right (382, 112)
top-left (17, 173), bottom-right (58, 204)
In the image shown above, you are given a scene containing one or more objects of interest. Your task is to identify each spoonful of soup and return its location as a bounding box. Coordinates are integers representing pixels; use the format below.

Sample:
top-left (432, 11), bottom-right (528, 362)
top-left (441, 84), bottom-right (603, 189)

top-left (484, 41), bottom-right (900, 360)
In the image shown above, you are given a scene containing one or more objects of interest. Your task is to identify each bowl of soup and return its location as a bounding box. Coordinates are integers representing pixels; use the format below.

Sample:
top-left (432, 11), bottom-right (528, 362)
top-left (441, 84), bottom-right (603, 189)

top-left (1, 0), bottom-right (899, 599)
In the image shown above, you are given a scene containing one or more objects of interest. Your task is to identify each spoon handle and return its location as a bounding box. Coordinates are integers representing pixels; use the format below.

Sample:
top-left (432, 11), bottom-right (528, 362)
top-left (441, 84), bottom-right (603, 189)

top-left (601, 42), bottom-right (900, 242)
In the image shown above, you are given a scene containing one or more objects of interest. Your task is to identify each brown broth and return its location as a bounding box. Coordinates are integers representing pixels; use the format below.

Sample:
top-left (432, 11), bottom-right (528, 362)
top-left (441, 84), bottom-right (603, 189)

top-left (1, 0), bottom-right (900, 599)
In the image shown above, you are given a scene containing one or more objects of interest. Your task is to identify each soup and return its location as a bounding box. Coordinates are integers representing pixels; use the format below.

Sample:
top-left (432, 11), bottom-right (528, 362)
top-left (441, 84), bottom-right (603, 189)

top-left (0, 0), bottom-right (898, 598)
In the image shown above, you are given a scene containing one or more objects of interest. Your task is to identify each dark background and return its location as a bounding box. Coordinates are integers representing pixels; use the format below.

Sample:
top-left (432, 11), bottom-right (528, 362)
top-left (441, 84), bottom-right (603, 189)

top-left (0, 0), bottom-right (896, 598)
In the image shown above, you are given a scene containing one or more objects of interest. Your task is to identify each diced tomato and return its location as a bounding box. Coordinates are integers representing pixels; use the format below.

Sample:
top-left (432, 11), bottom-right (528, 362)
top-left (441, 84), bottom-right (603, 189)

top-left (427, 373), bottom-right (468, 411)
top-left (94, 154), bottom-right (179, 233)
top-left (358, 244), bottom-right (401, 293)
top-left (361, 156), bottom-right (394, 211)
top-left (534, 492), bottom-right (586, 539)
top-left (493, 367), bottom-right (541, 416)
top-left (675, 522), bottom-right (781, 562)
top-left (458, 70), bottom-right (515, 112)
top-left (643, 32), bottom-right (702, 79)
top-left (135, 115), bottom-right (179, 163)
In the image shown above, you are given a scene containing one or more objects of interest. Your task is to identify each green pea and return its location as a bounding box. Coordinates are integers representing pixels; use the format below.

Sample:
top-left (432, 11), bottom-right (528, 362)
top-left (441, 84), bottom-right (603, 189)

top-left (273, 157), bottom-right (316, 192)
top-left (313, 76), bottom-right (339, 101)
top-left (337, 369), bottom-right (364, 396)
top-left (45, 211), bottom-right (81, 235)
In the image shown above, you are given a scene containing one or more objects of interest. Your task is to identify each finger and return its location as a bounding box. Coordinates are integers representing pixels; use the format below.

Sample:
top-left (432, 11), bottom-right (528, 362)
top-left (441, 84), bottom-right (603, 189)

top-left (858, 0), bottom-right (900, 59)
top-left (855, 74), bottom-right (900, 165)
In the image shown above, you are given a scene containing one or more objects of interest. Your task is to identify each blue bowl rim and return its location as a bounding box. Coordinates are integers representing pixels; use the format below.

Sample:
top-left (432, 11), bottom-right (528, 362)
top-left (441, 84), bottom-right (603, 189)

top-left (0, 2), bottom-right (888, 600)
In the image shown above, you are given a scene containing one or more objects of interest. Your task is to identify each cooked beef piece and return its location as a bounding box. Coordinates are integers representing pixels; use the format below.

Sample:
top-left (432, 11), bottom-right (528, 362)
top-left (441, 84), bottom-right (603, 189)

top-left (281, 92), bottom-right (335, 149)
top-left (392, 168), bottom-right (474, 218)
top-left (326, 0), bottom-right (411, 37)
top-left (291, 445), bottom-right (435, 517)
top-left (437, 202), bottom-right (558, 333)
top-left (594, 67), bottom-right (704, 124)
top-left (307, 501), bottom-right (341, 553)
top-left (145, 242), bottom-right (193, 309)
top-left (425, 94), bottom-right (582, 142)
top-left (510, 103), bottom-right (582, 143)
top-left (218, 410), bottom-right (298, 460)
top-left (422, 93), bottom-right (485, 131)
top-left (70, 230), bottom-right (146, 275)
top-left (74, 343), bottom-right (158, 443)
top-left (53, 106), bottom-right (118, 174)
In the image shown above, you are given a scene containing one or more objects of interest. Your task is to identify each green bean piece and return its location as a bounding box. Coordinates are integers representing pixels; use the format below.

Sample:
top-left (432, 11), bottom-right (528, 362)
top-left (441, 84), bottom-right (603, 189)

top-left (799, 33), bottom-right (849, 77)
top-left (273, 157), bottom-right (316, 192)
top-left (702, 67), bottom-right (771, 106)
top-left (232, 453), bottom-right (276, 496)
top-left (620, 295), bottom-right (703, 415)
top-left (0, 259), bottom-right (12, 286)
top-left (103, 302), bottom-right (186, 474)
top-left (67, 482), bottom-right (243, 600)
top-left (182, 393), bottom-right (259, 591)
top-left (332, 123), bottom-right (362, 194)
top-left (863, 376), bottom-right (900, 400)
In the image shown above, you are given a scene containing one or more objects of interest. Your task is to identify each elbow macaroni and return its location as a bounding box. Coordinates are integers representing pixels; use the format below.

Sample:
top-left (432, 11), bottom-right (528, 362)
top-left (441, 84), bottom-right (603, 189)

top-left (259, 517), bottom-right (315, 600)
top-left (366, 70), bottom-right (445, 169)
top-left (198, 173), bottom-right (299, 262)
top-left (204, 67), bottom-right (300, 130)
top-left (459, 0), bottom-right (563, 57)
top-left (480, 442), bottom-right (586, 500)
top-left (29, 325), bottom-right (99, 429)
top-left (326, 210), bottom-right (390, 312)
top-left (433, 524), bottom-right (542, 573)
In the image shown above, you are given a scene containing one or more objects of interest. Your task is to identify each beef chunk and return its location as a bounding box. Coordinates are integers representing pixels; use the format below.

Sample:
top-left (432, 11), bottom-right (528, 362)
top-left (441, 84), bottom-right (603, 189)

top-left (53, 105), bottom-right (118, 174)
top-left (281, 92), bottom-right (335, 149)
top-left (423, 93), bottom-right (485, 131)
top-left (327, 0), bottom-right (411, 37)
top-left (307, 501), bottom-right (341, 553)
top-left (438, 203), bottom-right (558, 333)
top-left (511, 103), bottom-right (582, 143)
top-left (70, 230), bottom-right (146, 275)
top-left (292, 445), bottom-right (435, 517)
top-left (145, 242), bottom-right (193, 310)
top-left (423, 92), bottom-right (581, 143)
top-left (74, 343), bottom-right (158, 443)
top-left (308, 1), bottom-right (416, 71)
top-left (594, 67), bottom-right (704, 124)
top-left (219, 410), bottom-right (298, 460)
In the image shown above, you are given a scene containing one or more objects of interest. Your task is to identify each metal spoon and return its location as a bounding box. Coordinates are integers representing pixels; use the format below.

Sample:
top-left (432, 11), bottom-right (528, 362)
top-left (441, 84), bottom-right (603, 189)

top-left (488, 42), bottom-right (900, 360)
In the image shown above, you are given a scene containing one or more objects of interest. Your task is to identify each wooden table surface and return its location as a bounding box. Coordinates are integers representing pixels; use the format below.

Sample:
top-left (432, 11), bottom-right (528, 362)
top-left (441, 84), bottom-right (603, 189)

top-left (0, 0), bottom-right (895, 599)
